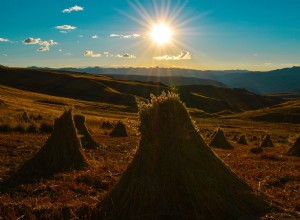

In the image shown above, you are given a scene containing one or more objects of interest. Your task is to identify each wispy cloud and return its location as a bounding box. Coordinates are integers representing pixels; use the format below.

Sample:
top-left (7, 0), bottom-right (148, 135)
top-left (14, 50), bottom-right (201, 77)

top-left (280, 63), bottom-right (300, 67)
top-left (60, 31), bottom-right (68, 34)
top-left (115, 53), bottom-right (136, 58)
top-left (84, 50), bottom-right (101, 58)
top-left (55, 25), bottom-right (77, 30)
top-left (0, 38), bottom-right (9, 42)
top-left (91, 35), bottom-right (98, 39)
top-left (23, 38), bottom-right (58, 51)
top-left (110, 34), bottom-right (141, 39)
top-left (62, 5), bottom-right (84, 13)
top-left (2, 54), bottom-right (8, 56)
top-left (153, 51), bottom-right (192, 61)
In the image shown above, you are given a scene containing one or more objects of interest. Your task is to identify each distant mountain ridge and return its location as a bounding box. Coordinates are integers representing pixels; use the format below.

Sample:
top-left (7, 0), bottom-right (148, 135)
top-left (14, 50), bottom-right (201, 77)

top-left (28, 66), bottom-right (300, 94)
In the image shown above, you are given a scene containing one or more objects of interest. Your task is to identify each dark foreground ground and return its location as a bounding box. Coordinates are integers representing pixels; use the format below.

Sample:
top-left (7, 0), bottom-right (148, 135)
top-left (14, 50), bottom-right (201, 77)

top-left (0, 118), bottom-right (299, 219)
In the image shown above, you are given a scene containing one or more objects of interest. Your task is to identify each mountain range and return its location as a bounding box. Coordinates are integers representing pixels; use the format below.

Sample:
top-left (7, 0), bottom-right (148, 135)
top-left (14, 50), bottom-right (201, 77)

top-left (29, 66), bottom-right (300, 94)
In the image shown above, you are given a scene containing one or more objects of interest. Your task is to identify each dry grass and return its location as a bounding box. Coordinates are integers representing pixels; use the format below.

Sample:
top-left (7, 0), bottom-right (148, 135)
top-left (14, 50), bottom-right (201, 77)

top-left (0, 87), bottom-right (299, 219)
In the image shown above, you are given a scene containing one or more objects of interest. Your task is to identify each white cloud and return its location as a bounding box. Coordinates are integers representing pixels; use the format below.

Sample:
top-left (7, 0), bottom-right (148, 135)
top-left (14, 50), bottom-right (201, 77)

top-left (58, 49), bottom-right (62, 52)
top-left (84, 50), bottom-right (101, 58)
top-left (43, 40), bottom-right (57, 46)
top-left (37, 46), bottom-right (49, 51)
top-left (153, 51), bottom-right (192, 61)
top-left (38, 40), bottom-right (58, 51)
top-left (62, 5), bottom-right (84, 13)
top-left (103, 52), bottom-right (109, 55)
top-left (23, 37), bottom-right (41, 44)
top-left (92, 35), bottom-right (98, 39)
top-left (115, 53), bottom-right (136, 59)
top-left (23, 38), bottom-right (57, 51)
top-left (110, 34), bottom-right (141, 39)
top-left (55, 25), bottom-right (77, 30)
top-left (0, 38), bottom-right (9, 42)
top-left (78, 35), bottom-right (83, 38)
top-left (110, 34), bottom-right (120, 37)
top-left (65, 53), bottom-right (71, 55)
top-left (60, 31), bottom-right (68, 34)
top-left (264, 62), bottom-right (272, 66)
top-left (2, 54), bottom-right (8, 56)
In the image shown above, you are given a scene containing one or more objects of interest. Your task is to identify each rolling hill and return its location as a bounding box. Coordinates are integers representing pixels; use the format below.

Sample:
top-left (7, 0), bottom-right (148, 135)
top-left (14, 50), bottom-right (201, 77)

top-left (222, 98), bottom-right (300, 123)
top-left (175, 85), bottom-right (282, 113)
top-left (0, 66), bottom-right (283, 114)
top-left (0, 66), bottom-right (167, 106)
top-left (101, 74), bottom-right (226, 87)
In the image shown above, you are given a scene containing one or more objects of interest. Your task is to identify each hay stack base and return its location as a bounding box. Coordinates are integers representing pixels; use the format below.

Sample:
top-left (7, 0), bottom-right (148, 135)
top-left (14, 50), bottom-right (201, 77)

top-left (95, 92), bottom-right (271, 220)
top-left (74, 114), bottom-right (99, 149)
top-left (250, 147), bottom-right (263, 154)
top-left (287, 135), bottom-right (300, 157)
top-left (109, 121), bottom-right (128, 137)
top-left (6, 110), bottom-right (88, 184)
top-left (210, 128), bottom-right (234, 149)
top-left (260, 134), bottom-right (274, 147)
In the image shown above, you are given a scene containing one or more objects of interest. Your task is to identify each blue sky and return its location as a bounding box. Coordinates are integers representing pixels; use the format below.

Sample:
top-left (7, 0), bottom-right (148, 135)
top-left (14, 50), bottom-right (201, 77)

top-left (0, 0), bottom-right (300, 70)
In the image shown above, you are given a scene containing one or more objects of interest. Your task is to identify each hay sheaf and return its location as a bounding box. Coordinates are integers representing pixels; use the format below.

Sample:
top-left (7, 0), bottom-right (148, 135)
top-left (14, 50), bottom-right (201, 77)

top-left (237, 134), bottom-right (248, 145)
top-left (101, 121), bottom-right (114, 129)
top-left (95, 92), bottom-right (271, 220)
top-left (210, 128), bottom-right (234, 150)
top-left (21, 111), bottom-right (31, 122)
top-left (260, 134), bottom-right (274, 148)
top-left (287, 135), bottom-right (300, 157)
top-left (109, 121), bottom-right (128, 137)
top-left (6, 110), bottom-right (88, 184)
top-left (74, 114), bottom-right (99, 149)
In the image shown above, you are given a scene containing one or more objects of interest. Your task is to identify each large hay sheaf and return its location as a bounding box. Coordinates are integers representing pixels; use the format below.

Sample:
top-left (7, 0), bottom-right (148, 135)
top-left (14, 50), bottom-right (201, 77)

top-left (74, 114), bottom-right (99, 149)
top-left (8, 110), bottom-right (88, 182)
top-left (210, 128), bottom-right (234, 150)
top-left (260, 134), bottom-right (274, 148)
top-left (287, 135), bottom-right (300, 157)
top-left (109, 121), bottom-right (128, 137)
top-left (96, 92), bottom-right (271, 219)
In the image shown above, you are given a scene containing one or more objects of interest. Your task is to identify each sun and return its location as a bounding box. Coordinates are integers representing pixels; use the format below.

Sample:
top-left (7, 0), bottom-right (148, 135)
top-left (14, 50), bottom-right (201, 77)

top-left (151, 23), bottom-right (173, 45)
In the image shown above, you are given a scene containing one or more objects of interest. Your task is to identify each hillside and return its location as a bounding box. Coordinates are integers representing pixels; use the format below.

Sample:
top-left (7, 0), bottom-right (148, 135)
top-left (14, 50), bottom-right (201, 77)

top-left (175, 85), bottom-right (282, 113)
top-left (0, 66), bottom-right (167, 107)
top-left (102, 74), bottom-right (226, 87)
top-left (222, 98), bottom-right (300, 123)
top-left (0, 66), bottom-right (283, 114)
